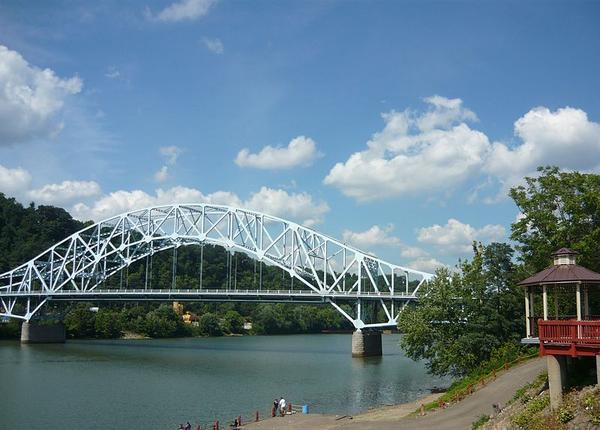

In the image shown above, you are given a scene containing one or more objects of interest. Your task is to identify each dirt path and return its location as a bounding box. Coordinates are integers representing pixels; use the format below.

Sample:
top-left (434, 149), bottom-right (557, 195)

top-left (244, 357), bottom-right (546, 430)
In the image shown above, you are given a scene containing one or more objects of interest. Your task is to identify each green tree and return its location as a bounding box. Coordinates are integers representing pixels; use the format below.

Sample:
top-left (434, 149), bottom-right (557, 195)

top-left (222, 310), bottom-right (244, 334)
top-left (64, 304), bottom-right (97, 338)
top-left (94, 309), bottom-right (122, 338)
top-left (399, 243), bottom-right (523, 377)
top-left (198, 312), bottom-right (223, 336)
top-left (510, 166), bottom-right (600, 273)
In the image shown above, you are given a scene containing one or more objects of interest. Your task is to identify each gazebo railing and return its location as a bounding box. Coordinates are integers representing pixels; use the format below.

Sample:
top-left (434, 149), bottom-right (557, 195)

top-left (538, 320), bottom-right (600, 345)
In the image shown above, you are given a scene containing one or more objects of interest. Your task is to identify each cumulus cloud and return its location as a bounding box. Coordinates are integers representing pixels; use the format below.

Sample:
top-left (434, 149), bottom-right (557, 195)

top-left (154, 166), bottom-right (169, 183)
top-left (342, 224), bottom-right (401, 249)
top-left (0, 45), bottom-right (83, 146)
top-left (0, 164), bottom-right (32, 196)
top-left (160, 145), bottom-right (182, 165)
top-left (235, 136), bottom-right (321, 170)
top-left (325, 97), bottom-right (600, 203)
top-left (154, 145), bottom-right (183, 183)
top-left (147, 0), bottom-right (217, 22)
top-left (417, 218), bottom-right (505, 255)
top-left (407, 257), bottom-right (446, 273)
top-left (202, 37), bottom-right (224, 54)
top-left (27, 180), bottom-right (101, 205)
top-left (484, 106), bottom-right (600, 201)
top-left (342, 224), bottom-right (430, 264)
top-left (72, 186), bottom-right (329, 227)
top-left (324, 96), bottom-right (490, 201)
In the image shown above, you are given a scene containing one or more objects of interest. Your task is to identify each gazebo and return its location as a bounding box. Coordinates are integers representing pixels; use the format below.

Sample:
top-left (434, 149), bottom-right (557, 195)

top-left (519, 248), bottom-right (600, 408)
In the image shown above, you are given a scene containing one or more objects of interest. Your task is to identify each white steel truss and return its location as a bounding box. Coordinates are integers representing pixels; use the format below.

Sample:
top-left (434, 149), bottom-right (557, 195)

top-left (0, 204), bottom-right (432, 329)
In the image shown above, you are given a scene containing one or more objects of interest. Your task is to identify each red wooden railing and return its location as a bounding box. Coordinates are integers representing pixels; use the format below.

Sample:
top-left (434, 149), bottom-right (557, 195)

top-left (538, 319), bottom-right (600, 345)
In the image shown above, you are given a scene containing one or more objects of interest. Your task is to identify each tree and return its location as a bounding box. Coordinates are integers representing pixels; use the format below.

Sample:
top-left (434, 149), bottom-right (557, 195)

top-left (222, 310), bottom-right (244, 334)
top-left (94, 309), bottom-right (122, 338)
top-left (399, 243), bottom-right (523, 377)
top-left (510, 166), bottom-right (600, 273)
top-left (198, 312), bottom-right (223, 336)
top-left (64, 304), bottom-right (97, 338)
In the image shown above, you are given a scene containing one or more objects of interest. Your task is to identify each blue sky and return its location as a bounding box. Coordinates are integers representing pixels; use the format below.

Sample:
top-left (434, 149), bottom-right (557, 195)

top-left (0, 0), bottom-right (599, 271)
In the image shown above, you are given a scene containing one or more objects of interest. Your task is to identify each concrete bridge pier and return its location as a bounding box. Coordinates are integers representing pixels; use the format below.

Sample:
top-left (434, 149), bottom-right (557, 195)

top-left (352, 329), bottom-right (382, 357)
top-left (20, 322), bottom-right (66, 344)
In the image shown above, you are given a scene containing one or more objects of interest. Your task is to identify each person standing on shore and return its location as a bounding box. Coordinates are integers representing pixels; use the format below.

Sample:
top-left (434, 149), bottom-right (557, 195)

top-left (272, 398), bottom-right (279, 417)
top-left (278, 397), bottom-right (286, 417)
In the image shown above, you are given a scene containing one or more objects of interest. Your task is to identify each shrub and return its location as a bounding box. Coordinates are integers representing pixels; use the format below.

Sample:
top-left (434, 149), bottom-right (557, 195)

top-left (512, 393), bottom-right (550, 429)
top-left (472, 414), bottom-right (489, 429)
top-left (556, 406), bottom-right (574, 423)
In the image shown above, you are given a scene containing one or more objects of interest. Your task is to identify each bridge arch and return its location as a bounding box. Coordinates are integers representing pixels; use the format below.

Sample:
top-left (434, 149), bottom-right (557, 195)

top-left (0, 204), bottom-right (432, 328)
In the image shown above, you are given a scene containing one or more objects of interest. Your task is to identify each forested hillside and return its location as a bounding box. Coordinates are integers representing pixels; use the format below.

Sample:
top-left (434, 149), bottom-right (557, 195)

top-left (0, 193), bottom-right (350, 338)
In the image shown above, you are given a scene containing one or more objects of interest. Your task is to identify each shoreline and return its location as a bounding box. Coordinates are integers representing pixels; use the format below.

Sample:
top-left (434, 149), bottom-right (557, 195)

top-left (244, 391), bottom-right (445, 429)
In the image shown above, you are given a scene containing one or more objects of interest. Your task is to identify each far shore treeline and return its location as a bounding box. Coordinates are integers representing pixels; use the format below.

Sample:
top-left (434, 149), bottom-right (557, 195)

top-left (1, 166), bottom-right (600, 380)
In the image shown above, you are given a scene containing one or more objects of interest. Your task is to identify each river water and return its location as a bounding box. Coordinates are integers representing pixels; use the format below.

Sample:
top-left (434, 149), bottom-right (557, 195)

top-left (0, 334), bottom-right (447, 429)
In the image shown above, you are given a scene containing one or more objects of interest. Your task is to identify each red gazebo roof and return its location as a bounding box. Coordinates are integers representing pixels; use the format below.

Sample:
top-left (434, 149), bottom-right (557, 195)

top-left (519, 264), bottom-right (600, 286)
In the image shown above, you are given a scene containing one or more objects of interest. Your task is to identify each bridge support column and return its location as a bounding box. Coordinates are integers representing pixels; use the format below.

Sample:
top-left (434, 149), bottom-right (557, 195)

top-left (21, 322), bottom-right (66, 344)
top-left (352, 330), bottom-right (382, 357)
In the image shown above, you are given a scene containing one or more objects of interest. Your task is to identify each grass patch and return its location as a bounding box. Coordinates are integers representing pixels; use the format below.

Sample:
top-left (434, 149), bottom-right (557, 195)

top-left (511, 393), bottom-right (550, 429)
top-left (471, 414), bottom-right (489, 429)
top-left (508, 372), bottom-right (547, 405)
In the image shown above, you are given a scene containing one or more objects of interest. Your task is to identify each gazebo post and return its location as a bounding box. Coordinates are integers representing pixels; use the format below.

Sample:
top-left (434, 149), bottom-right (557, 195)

top-left (583, 285), bottom-right (589, 319)
top-left (542, 284), bottom-right (548, 320)
top-left (525, 287), bottom-right (531, 338)
top-left (576, 283), bottom-right (582, 321)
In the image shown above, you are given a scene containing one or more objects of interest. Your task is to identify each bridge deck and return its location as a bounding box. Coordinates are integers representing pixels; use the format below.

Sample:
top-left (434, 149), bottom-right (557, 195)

top-left (0, 288), bottom-right (417, 303)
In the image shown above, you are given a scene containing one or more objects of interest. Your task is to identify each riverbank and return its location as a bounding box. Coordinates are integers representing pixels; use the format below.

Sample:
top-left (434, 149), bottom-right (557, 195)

top-left (241, 393), bottom-right (444, 430)
top-left (244, 357), bottom-right (546, 430)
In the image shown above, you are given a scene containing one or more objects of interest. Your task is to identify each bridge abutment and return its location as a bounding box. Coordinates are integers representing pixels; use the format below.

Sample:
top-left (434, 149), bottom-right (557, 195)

top-left (351, 329), bottom-right (382, 357)
top-left (21, 322), bottom-right (66, 344)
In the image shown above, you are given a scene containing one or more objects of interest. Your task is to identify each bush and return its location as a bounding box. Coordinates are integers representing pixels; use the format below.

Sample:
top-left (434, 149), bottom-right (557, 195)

top-left (472, 414), bottom-right (489, 429)
top-left (94, 309), bottom-right (122, 338)
top-left (222, 310), bottom-right (244, 334)
top-left (198, 313), bottom-right (223, 336)
top-left (556, 406), bottom-right (574, 423)
top-left (512, 394), bottom-right (550, 429)
top-left (583, 390), bottom-right (600, 425)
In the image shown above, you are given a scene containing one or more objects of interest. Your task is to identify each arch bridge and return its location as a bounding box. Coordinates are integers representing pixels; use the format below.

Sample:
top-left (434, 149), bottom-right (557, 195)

top-left (0, 204), bottom-right (432, 337)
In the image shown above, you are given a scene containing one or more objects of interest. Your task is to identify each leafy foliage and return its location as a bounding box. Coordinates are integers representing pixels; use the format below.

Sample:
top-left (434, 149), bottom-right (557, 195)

top-left (510, 166), bottom-right (600, 273)
top-left (399, 243), bottom-right (523, 376)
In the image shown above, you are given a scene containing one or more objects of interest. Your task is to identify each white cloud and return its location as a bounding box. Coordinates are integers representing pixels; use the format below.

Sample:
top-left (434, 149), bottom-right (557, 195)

top-left (245, 186), bottom-right (329, 227)
top-left (27, 180), bottom-right (101, 205)
top-left (154, 146), bottom-right (182, 182)
top-left (154, 166), bottom-right (169, 183)
top-left (72, 185), bottom-right (329, 227)
top-left (104, 66), bottom-right (120, 79)
top-left (148, 0), bottom-right (217, 22)
top-left (417, 95), bottom-right (478, 131)
top-left (202, 37), bottom-right (224, 54)
top-left (417, 218), bottom-right (505, 255)
top-left (235, 136), bottom-right (321, 170)
top-left (484, 106), bottom-right (600, 201)
top-left (160, 145), bottom-right (182, 165)
top-left (324, 96), bottom-right (490, 201)
top-left (407, 257), bottom-right (446, 273)
top-left (342, 224), bottom-right (401, 249)
top-left (0, 164), bottom-right (32, 196)
top-left (325, 98), bottom-right (600, 203)
top-left (0, 45), bottom-right (83, 145)
top-left (342, 224), bottom-right (429, 262)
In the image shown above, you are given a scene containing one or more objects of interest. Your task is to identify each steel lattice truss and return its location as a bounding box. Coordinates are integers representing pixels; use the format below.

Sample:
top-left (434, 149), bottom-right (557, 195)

top-left (0, 204), bottom-right (433, 328)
